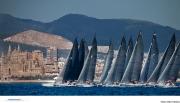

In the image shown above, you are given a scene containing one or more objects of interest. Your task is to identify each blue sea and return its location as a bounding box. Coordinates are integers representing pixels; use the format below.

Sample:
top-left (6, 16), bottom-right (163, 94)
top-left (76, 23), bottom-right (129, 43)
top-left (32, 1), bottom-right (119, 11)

top-left (0, 82), bottom-right (180, 95)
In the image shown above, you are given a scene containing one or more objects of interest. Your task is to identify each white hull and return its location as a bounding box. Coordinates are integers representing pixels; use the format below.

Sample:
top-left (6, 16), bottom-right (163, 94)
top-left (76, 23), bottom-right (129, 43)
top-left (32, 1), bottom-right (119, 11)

top-left (51, 81), bottom-right (178, 88)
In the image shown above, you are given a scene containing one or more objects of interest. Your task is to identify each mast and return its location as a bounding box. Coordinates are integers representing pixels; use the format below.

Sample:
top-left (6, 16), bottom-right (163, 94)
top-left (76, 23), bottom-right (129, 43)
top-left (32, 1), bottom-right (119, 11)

top-left (99, 41), bottom-right (114, 83)
top-left (147, 34), bottom-right (176, 83)
top-left (140, 33), bottom-right (159, 83)
top-left (121, 32), bottom-right (144, 83)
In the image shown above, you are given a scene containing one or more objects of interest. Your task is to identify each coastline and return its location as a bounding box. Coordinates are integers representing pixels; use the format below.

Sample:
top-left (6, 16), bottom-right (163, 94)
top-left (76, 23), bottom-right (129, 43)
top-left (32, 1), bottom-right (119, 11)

top-left (0, 78), bottom-right (179, 83)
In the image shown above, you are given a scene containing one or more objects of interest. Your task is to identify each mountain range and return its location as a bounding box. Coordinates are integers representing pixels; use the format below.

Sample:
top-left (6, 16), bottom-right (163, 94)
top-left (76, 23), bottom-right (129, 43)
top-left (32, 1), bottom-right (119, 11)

top-left (0, 13), bottom-right (180, 51)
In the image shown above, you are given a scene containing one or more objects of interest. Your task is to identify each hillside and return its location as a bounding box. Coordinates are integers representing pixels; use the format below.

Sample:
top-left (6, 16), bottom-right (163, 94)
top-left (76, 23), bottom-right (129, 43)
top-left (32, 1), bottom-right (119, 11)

top-left (4, 30), bottom-right (72, 49)
top-left (46, 14), bottom-right (180, 51)
top-left (0, 14), bottom-right (46, 38)
top-left (0, 13), bottom-right (180, 51)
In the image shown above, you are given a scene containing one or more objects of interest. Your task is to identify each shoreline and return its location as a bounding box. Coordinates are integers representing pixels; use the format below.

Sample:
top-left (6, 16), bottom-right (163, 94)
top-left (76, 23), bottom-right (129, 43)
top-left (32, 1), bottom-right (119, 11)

top-left (0, 80), bottom-right (55, 83)
top-left (0, 79), bottom-right (180, 83)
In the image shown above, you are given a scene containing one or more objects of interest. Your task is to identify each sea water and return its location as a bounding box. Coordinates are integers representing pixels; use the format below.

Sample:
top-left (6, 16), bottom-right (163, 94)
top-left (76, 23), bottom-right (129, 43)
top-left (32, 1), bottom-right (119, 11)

top-left (0, 82), bottom-right (180, 95)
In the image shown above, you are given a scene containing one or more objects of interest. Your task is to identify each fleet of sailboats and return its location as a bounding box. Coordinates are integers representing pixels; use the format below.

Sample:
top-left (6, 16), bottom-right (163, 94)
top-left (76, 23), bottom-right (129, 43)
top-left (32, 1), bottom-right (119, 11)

top-left (54, 32), bottom-right (180, 87)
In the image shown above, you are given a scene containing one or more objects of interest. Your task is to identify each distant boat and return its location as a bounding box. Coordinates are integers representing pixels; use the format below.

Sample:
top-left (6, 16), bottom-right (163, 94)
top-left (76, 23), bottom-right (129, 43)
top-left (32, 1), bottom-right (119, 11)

top-left (147, 34), bottom-right (176, 83)
top-left (99, 41), bottom-right (114, 83)
top-left (77, 37), bottom-right (97, 84)
top-left (104, 37), bottom-right (126, 85)
top-left (140, 33), bottom-right (159, 83)
top-left (121, 32), bottom-right (144, 83)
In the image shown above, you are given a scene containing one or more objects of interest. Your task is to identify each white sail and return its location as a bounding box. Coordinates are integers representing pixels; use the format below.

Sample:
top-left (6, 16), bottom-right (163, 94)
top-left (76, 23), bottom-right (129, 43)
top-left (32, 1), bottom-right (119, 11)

top-left (140, 34), bottom-right (159, 83)
top-left (99, 41), bottom-right (114, 83)
top-left (121, 32), bottom-right (144, 83)
top-left (147, 34), bottom-right (176, 83)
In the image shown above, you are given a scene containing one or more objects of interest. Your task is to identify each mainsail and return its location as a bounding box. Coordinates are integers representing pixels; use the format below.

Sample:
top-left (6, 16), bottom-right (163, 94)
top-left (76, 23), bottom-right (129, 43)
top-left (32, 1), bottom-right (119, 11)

top-left (99, 41), bottom-right (114, 83)
top-left (147, 34), bottom-right (176, 83)
top-left (104, 37), bottom-right (126, 84)
top-left (74, 39), bottom-right (85, 80)
top-left (77, 37), bottom-right (97, 83)
top-left (55, 39), bottom-right (79, 84)
top-left (140, 34), bottom-right (159, 83)
top-left (69, 39), bottom-right (79, 81)
top-left (121, 32), bottom-right (144, 83)
top-left (157, 41), bottom-right (180, 84)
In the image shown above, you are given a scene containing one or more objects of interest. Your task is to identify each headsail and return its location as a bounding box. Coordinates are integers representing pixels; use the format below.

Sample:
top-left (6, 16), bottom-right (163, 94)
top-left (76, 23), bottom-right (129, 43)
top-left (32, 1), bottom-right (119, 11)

top-left (99, 41), bottom-right (114, 83)
top-left (121, 32), bottom-right (144, 83)
top-left (104, 37), bottom-right (126, 84)
top-left (140, 33), bottom-right (159, 83)
top-left (124, 37), bottom-right (134, 69)
top-left (147, 34), bottom-right (176, 83)
top-left (86, 37), bottom-right (97, 82)
top-left (84, 40), bottom-right (89, 58)
top-left (157, 41), bottom-right (180, 84)
top-left (147, 34), bottom-right (159, 79)
top-left (77, 49), bottom-right (92, 83)
top-left (113, 37), bottom-right (127, 82)
top-left (77, 37), bottom-right (97, 83)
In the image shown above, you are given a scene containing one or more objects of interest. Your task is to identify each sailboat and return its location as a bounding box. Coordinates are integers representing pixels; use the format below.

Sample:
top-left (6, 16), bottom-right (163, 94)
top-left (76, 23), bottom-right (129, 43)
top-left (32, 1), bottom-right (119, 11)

top-left (77, 37), bottom-right (97, 85)
top-left (54, 38), bottom-right (79, 86)
top-left (140, 33), bottom-right (159, 83)
top-left (121, 32), bottom-right (144, 84)
top-left (74, 39), bottom-right (85, 80)
top-left (157, 40), bottom-right (180, 86)
top-left (147, 34), bottom-right (176, 83)
top-left (99, 41), bottom-right (114, 84)
top-left (104, 37), bottom-right (126, 85)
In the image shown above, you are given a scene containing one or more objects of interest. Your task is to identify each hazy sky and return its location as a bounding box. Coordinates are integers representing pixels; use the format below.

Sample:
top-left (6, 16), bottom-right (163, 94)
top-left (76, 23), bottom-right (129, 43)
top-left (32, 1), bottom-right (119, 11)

top-left (0, 0), bottom-right (180, 30)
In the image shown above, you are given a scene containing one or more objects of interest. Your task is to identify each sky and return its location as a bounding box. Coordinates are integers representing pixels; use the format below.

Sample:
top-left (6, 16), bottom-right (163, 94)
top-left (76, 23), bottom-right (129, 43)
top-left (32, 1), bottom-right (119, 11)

top-left (0, 0), bottom-right (180, 30)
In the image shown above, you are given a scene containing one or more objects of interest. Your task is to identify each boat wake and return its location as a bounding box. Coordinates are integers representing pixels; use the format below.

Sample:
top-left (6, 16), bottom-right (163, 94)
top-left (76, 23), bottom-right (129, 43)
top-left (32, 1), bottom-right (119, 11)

top-left (45, 82), bottom-right (179, 88)
top-left (41, 82), bottom-right (54, 87)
